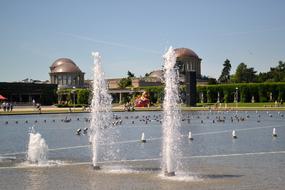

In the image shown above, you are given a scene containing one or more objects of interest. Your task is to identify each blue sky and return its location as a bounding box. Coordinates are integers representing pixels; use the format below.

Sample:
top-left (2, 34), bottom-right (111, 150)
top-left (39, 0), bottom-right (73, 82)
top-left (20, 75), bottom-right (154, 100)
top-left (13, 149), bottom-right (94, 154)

top-left (0, 0), bottom-right (284, 81)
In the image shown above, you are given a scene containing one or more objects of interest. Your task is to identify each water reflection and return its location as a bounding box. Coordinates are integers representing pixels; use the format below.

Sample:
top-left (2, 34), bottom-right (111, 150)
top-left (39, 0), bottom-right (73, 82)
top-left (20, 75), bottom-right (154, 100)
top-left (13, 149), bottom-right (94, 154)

top-left (24, 169), bottom-right (48, 190)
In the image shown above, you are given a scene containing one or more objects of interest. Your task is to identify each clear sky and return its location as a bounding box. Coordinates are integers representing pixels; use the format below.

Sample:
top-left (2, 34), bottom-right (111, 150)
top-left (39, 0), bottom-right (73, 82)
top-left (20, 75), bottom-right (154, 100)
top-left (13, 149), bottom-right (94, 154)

top-left (0, 0), bottom-right (284, 81)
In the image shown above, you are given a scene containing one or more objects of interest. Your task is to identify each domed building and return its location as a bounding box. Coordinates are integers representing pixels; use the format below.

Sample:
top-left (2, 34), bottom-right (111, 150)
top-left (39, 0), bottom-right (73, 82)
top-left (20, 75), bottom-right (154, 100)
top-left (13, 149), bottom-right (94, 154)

top-left (148, 70), bottom-right (164, 79)
top-left (146, 48), bottom-right (202, 83)
top-left (174, 48), bottom-right (200, 106)
top-left (174, 47), bottom-right (202, 79)
top-left (49, 58), bottom-right (85, 88)
top-left (144, 47), bottom-right (201, 106)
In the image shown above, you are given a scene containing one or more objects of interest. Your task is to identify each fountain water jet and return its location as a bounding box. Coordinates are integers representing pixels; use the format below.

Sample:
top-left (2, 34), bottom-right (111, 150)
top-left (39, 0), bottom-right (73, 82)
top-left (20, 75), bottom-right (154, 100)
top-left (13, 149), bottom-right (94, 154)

top-left (27, 128), bottom-right (48, 165)
top-left (90, 52), bottom-right (113, 169)
top-left (162, 46), bottom-right (182, 176)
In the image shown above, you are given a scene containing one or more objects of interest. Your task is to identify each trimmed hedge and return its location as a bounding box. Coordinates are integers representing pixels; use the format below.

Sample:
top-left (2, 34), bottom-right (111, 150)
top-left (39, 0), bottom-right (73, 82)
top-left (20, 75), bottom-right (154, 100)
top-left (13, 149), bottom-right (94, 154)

top-left (56, 83), bottom-right (285, 106)
top-left (197, 82), bottom-right (285, 103)
top-left (135, 83), bottom-right (285, 104)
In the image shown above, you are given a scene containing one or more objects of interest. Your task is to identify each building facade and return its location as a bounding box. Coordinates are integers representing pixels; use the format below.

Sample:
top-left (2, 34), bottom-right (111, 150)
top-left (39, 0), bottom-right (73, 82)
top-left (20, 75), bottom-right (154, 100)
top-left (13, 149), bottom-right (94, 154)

top-left (0, 82), bottom-right (57, 105)
top-left (174, 47), bottom-right (202, 80)
top-left (49, 58), bottom-right (85, 89)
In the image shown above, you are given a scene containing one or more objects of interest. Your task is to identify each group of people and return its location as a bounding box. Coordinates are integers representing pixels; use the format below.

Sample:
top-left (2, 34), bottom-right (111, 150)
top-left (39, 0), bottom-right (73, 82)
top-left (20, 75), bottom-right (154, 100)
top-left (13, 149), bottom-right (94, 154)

top-left (1, 102), bottom-right (14, 112)
top-left (124, 102), bottom-right (135, 112)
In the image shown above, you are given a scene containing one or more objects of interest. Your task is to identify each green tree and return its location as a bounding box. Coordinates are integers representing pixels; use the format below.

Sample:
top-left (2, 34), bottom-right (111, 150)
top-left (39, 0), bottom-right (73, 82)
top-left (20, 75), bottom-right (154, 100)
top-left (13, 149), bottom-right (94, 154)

top-left (77, 89), bottom-right (90, 104)
top-left (127, 70), bottom-right (135, 78)
top-left (118, 78), bottom-right (132, 88)
top-left (208, 78), bottom-right (217, 85)
top-left (258, 61), bottom-right (285, 82)
top-left (117, 71), bottom-right (135, 89)
top-left (218, 59), bottom-right (231, 83)
top-left (234, 63), bottom-right (257, 83)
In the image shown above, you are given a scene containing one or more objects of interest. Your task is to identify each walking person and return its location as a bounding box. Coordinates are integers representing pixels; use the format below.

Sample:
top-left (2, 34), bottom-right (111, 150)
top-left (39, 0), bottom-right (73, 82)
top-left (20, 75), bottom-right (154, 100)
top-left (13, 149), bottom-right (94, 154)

top-left (6, 102), bottom-right (10, 112)
top-left (2, 102), bottom-right (6, 112)
top-left (10, 102), bottom-right (13, 112)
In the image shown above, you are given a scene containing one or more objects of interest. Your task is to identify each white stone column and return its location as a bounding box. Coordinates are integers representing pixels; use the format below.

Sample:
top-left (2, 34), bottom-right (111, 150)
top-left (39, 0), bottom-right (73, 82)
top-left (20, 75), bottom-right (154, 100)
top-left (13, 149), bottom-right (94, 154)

top-left (119, 93), bottom-right (122, 104)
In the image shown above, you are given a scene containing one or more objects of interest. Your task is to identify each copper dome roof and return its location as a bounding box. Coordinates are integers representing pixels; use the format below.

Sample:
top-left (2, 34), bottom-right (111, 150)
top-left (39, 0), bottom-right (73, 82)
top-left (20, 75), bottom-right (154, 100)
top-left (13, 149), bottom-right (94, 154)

top-left (174, 48), bottom-right (199, 58)
top-left (50, 58), bottom-right (82, 73)
top-left (149, 70), bottom-right (163, 79)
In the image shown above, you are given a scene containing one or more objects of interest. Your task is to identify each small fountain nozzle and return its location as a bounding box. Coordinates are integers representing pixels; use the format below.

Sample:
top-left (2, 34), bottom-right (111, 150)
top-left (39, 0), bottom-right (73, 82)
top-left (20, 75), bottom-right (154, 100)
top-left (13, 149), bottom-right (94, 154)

top-left (93, 165), bottom-right (101, 170)
top-left (232, 130), bottom-right (237, 139)
top-left (141, 132), bottom-right (146, 143)
top-left (273, 128), bottom-right (277, 137)
top-left (188, 131), bottom-right (193, 141)
top-left (164, 170), bottom-right (175, 177)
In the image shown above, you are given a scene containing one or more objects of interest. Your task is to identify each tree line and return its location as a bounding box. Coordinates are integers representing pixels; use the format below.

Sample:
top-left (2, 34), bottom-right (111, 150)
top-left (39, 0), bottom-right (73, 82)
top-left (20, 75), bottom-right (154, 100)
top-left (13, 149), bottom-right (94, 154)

top-left (217, 59), bottom-right (285, 84)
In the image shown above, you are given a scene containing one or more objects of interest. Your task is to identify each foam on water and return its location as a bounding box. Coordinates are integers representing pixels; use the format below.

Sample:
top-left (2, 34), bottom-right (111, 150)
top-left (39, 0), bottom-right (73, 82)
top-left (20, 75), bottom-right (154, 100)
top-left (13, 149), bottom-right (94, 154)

top-left (98, 165), bottom-right (160, 174)
top-left (101, 166), bottom-right (141, 174)
top-left (18, 160), bottom-right (65, 168)
top-left (158, 172), bottom-right (202, 182)
top-left (26, 128), bottom-right (48, 165)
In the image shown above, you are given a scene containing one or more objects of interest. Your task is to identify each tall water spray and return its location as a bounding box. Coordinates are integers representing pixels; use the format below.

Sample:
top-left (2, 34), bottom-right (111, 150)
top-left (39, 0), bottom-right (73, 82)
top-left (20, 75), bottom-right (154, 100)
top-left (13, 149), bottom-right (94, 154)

top-left (27, 128), bottom-right (48, 165)
top-left (162, 46), bottom-right (182, 176)
top-left (90, 52), bottom-right (112, 169)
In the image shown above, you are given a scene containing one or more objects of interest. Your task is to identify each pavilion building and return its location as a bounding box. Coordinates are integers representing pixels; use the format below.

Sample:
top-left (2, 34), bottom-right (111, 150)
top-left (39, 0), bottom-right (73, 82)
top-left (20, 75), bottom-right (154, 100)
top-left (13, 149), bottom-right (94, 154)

top-left (49, 58), bottom-right (85, 89)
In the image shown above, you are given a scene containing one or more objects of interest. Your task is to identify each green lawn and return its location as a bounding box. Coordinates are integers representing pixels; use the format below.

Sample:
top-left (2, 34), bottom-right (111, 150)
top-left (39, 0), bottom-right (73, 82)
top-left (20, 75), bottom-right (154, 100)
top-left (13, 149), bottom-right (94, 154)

top-left (196, 102), bottom-right (284, 108)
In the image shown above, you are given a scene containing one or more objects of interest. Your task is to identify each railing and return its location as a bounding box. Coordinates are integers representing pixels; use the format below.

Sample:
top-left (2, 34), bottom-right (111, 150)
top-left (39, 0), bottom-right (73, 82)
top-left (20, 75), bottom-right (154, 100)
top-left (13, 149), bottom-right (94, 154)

top-left (12, 102), bottom-right (33, 106)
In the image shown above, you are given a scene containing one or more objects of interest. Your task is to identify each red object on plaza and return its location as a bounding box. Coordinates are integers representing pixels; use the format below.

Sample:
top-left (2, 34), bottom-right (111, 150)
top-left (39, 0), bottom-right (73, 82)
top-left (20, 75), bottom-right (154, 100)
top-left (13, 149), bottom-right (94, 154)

top-left (134, 91), bottom-right (150, 107)
top-left (0, 95), bottom-right (7, 100)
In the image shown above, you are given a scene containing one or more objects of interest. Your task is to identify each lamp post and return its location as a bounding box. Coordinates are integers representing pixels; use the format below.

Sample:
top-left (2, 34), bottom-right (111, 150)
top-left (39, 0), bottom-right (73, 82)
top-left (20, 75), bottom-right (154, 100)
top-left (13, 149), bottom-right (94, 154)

top-left (57, 87), bottom-right (61, 104)
top-left (217, 92), bottom-right (220, 109)
top-left (251, 96), bottom-right (255, 103)
top-left (235, 87), bottom-right (238, 108)
top-left (72, 86), bottom-right (76, 111)
top-left (269, 92), bottom-right (273, 102)
top-left (217, 92), bottom-right (220, 103)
